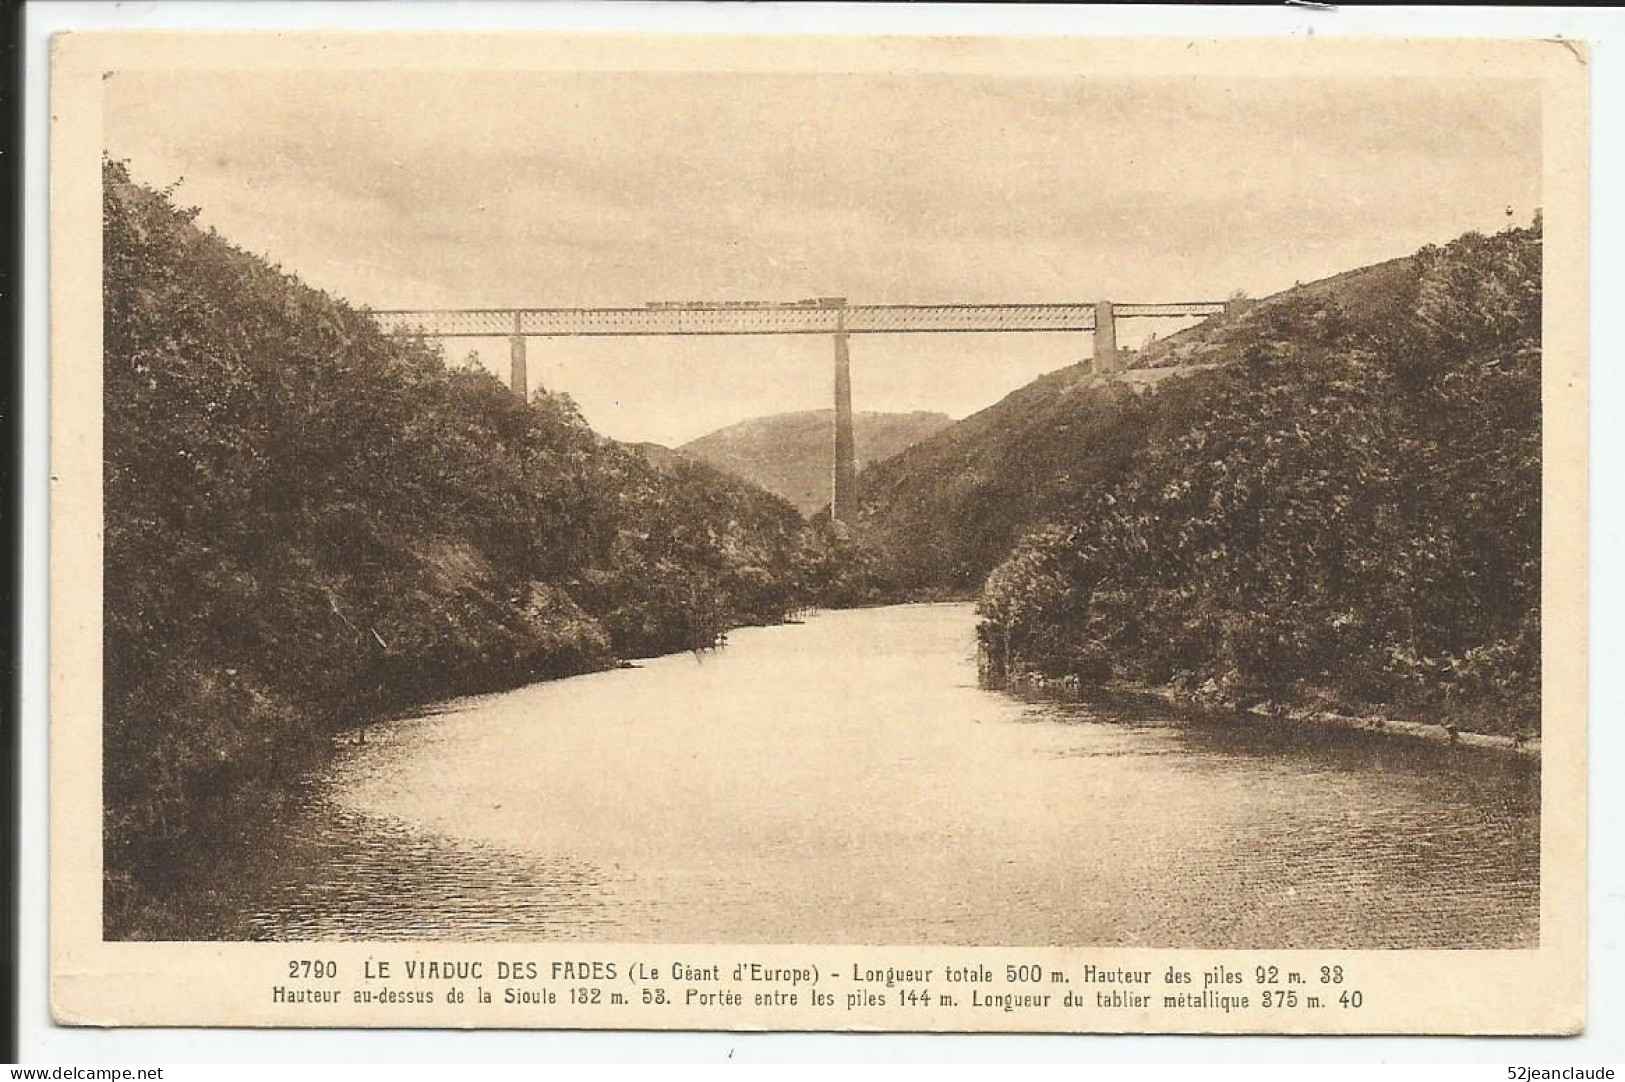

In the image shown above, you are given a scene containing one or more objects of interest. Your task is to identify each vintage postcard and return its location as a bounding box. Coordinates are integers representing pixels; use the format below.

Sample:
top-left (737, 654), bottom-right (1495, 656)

top-left (49, 32), bottom-right (1587, 1033)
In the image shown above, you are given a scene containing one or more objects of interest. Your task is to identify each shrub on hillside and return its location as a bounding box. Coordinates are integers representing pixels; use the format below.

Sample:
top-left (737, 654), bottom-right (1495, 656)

top-left (978, 223), bottom-right (1542, 733)
top-left (102, 159), bottom-right (823, 931)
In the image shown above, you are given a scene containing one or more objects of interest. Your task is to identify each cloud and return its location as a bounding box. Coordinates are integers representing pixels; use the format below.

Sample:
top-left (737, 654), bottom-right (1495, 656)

top-left (104, 67), bottom-right (1543, 441)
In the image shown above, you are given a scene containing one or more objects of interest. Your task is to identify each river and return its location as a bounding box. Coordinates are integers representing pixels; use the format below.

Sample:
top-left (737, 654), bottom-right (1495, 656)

top-left (198, 603), bottom-right (1538, 948)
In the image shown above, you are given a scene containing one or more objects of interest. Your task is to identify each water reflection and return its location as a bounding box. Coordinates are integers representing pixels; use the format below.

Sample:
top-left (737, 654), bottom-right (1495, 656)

top-left (229, 804), bottom-right (637, 941)
top-left (197, 603), bottom-right (1538, 948)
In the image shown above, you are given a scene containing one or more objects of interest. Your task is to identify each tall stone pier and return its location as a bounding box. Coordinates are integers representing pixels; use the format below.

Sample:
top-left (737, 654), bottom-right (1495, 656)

top-left (1093, 300), bottom-right (1117, 373)
top-left (831, 326), bottom-right (856, 523)
top-left (510, 312), bottom-right (529, 400)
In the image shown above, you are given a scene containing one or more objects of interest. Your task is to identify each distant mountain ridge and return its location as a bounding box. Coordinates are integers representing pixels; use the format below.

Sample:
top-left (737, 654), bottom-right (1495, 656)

top-left (665, 409), bottom-right (953, 517)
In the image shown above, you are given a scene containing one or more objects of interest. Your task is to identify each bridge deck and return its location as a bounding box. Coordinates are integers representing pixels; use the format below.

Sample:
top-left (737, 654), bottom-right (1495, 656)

top-left (372, 301), bottom-right (1227, 338)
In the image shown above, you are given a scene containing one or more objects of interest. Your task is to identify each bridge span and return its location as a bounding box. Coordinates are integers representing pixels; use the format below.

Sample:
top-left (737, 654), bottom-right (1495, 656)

top-left (374, 298), bottom-right (1230, 520)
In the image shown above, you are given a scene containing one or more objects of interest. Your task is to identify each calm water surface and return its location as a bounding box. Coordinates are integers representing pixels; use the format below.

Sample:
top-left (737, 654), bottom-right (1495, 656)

top-left (208, 603), bottom-right (1538, 947)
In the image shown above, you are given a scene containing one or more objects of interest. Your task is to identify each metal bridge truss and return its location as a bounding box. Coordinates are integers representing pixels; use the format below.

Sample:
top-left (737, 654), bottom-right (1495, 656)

top-left (371, 300), bottom-right (1228, 339)
top-left (371, 298), bottom-right (1230, 521)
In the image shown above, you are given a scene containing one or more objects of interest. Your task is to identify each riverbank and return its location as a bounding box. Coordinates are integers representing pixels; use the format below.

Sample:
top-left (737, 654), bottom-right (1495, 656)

top-left (105, 611), bottom-right (801, 941)
top-left (988, 666), bottom-right (1540, 758)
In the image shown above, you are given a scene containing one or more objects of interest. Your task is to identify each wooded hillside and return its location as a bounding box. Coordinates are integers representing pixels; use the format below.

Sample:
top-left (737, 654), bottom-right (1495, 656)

top-left (975, 224), bottom-right (1542, 732)
top-left (679, 409), bottom-right (952, 518)
top-left (102, 161), bottom-right (833, 933)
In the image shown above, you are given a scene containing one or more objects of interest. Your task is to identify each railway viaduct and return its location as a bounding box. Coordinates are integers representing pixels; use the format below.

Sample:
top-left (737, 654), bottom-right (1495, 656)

top-left (374, 298), bottom-right (1228, 521)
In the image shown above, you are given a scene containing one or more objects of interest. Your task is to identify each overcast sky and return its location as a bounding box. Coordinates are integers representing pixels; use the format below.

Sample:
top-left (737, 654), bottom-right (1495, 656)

top-left (106, 69), bottom-right (1541, 445)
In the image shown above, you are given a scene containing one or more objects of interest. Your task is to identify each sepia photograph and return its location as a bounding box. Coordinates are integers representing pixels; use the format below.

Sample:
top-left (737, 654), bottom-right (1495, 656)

top-left (46, 30), bottom-right (1589, 1034)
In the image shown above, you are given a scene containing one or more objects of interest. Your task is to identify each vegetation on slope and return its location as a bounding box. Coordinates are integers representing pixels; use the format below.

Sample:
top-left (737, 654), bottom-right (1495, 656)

top-left (845, 259), bottom-right (1430, 599)
top-left (102, 160), bottom-right (834, 934)
top-left (976, 224), bottom-right (1542, 733)
top-left (846, 368), bottom-right (1156, 597)
top-left (679, 409), bottom-right (953, 518)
